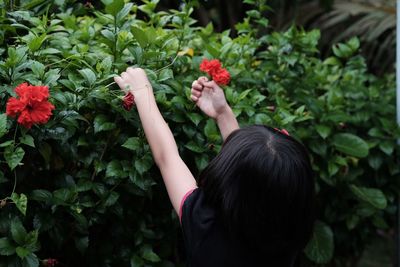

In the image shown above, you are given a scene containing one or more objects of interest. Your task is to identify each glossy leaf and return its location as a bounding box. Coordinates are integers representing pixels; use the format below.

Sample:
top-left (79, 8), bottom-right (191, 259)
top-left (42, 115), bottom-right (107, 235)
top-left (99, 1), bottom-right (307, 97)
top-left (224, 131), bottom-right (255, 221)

top-left (350, 185), bottom-right (387, 209)
top-left (332, 133), bottom-right (369, 158)
top-left (304, 221), bottom-right (334, 264)
top-left (4, 146), bottom-right (25, 170)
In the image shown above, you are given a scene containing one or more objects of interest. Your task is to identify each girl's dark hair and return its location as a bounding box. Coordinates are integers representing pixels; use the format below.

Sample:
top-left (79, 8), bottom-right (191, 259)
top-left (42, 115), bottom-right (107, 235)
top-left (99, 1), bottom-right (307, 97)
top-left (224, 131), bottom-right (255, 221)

top-left (198, 125), bottom-right (315, 254)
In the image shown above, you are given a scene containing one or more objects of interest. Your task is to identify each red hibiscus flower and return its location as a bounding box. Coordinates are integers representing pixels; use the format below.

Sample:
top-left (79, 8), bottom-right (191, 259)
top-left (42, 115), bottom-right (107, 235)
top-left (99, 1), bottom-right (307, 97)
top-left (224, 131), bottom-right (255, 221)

top-left (212, 68), bottom-right (230, 86)
top-left (123, 92), bottom-right (135, 111)
top-left (199, 58), bottom-right (230, 86)
top-left (6, 83), bottom-right (55, 129)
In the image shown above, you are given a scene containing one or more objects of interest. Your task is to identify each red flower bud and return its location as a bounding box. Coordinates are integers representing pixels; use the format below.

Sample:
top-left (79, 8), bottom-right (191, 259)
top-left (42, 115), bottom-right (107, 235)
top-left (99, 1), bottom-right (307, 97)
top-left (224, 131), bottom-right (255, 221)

top-left (123, 92), bottom-right (135, 111)
top-left (212, 68), bottom-right (230, 86)
top-left (199, 59), bottom-right (222, 77)
top-left (43, 258), bottom-right (58, 267)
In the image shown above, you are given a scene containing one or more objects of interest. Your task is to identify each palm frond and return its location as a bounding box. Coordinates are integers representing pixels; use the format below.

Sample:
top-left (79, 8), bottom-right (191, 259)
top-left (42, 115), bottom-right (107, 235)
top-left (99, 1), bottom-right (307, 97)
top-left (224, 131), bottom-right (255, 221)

top-left (293, 0), bottom-right (396, 75)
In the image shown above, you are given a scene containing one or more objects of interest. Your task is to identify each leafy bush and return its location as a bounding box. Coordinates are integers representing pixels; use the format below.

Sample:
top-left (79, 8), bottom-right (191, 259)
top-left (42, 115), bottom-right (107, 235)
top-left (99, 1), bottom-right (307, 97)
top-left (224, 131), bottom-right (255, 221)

top-left (0, 0), bottom-right (398, 266)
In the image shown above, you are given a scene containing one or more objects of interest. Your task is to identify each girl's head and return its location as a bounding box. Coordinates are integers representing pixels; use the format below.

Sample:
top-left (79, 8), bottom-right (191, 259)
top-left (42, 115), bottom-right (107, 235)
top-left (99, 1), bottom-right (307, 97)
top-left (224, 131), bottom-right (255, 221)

top-left (199, 125), bottom-right (315, 253)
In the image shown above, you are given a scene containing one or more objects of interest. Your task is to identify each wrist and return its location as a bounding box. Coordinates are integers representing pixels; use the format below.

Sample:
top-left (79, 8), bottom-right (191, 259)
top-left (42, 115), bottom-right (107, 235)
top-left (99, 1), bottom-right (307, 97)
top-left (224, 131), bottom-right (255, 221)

top-left (215, 104), bottom-right (234, 123)
top-left (130, 83), bottom-right (153, 101)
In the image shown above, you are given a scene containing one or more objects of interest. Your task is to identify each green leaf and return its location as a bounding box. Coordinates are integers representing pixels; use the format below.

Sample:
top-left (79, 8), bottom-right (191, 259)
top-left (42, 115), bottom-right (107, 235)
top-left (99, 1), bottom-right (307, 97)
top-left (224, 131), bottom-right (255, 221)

top-left (0, 140), bottom-right (14, 147)
top-left (131, 26), bottom-right (148, 48)
top-left (44, 69), bottom-right (61, 85)
top-left (10, 193), bottom-right (28, 216)
top-left (24, 253), bottom-right (39, 267)
top-left (368, 154), bottom-right (383, 170)
top-left (347, 37), bottom-right (360, 52)
top-left (28, 33), bottom-right (47, 52)
top-left (75, 236), bottom-right (89, 254)
top-left (141, 245), bottom-right (161, 263)
top-left (4, 146), bottom-right (25, 170)
top-left (30, 190), bottom-right (52, 202)
top-left (332, 43), bottom-right (353, 59)
top-left (19, 135), bottom-right (35, 147)
top-left (379, 141), bottom-right (394, 155)
top-left (16, 246), bottom-right (30, 259)
top-left (11, 218), bottom-right (27, 245)
top-left (104, 191), bottom-right (119, 207)
top-left (106, 160), bottom-right (122, 177)
top-left (122, 137), bottom-right (140, 151)
top-left (38, 142), bottom-right (52, 164)
top-left (158, 68), bottom-right (173, 82)
top-left (130, 255), bottom-right (144, 267)
top-left (0, 237), bottom-right (16, 256)
top-left (24, 230), bottom-right (39, 251)
top-left (332, 133), bottom-right (369, 158)
top-left (53, 188), bottom-right (76, 203)
top-left (103, 0), bottom-right (124, 16)
top-left (187, 113), bottom-right (203, 126)
top-left (31, 61), bottom-right (45, 77)
top-left (185, 141), bottom-right (206, 153)
top-left (116, 3), bottom-right (133, 23)
top-left (78, 68), bottom-right (96, 87)
top-left (0, 113), bottom-right (7, 138)
top-left (204, 119), bottom-right (219, 141)
top-left (134, 155), bottom-right (153, 175)
top-left (304, 221), bottom-right (334, 264)
top-left (350, 185), bottom-right (387, 209)
top-left (346, 214), bottom-right (359, 230)
top-left (94, 115), bottom-right (116, 133)
top-left (315, 125), bottom-right (331, 139)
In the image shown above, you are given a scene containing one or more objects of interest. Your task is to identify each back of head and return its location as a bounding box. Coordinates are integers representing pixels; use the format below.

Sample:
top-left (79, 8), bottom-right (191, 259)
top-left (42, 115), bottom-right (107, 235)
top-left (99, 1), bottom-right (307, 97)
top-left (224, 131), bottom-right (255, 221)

top-left (198, 125), bottom-right (315, 254)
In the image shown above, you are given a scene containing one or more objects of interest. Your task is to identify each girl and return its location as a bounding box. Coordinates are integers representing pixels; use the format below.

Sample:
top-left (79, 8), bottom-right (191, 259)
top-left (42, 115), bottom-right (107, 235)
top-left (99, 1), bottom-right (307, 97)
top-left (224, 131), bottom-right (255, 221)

top-left (114, 68), bottom-right (315, 267)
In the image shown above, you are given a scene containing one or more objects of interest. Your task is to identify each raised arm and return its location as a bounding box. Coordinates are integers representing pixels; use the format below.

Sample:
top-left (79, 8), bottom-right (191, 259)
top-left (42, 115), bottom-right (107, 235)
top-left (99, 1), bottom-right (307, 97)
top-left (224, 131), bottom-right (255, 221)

top-left (191, 77), bottom-right (239, 141)
top-left (114, 68), bottom-right (197, 215)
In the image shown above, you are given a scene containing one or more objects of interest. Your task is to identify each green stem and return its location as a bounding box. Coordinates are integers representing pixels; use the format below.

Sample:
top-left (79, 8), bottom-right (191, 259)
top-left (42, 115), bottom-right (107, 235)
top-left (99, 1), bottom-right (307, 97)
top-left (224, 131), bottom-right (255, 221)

top-left (13, 124), bottom-right (18, 144)
top-left (104, 81), bottom-right (116, 88)
top-left (11, 170), bottom-right (17, 195)
top-left (10, 124), bottom-right (18, 195)
top-left (113, 16), bottom-right (118, 72)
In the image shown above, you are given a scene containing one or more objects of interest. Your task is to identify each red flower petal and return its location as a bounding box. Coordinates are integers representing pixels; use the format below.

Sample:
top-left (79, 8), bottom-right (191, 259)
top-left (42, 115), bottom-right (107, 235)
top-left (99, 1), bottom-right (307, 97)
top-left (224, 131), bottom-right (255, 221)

top-left (14, 83), bottom-right (29, 98)
top-left (6, 97), bottom-right (26, 117)
top-left (28, 85), bottom-right (50, 102)
top-left (29, 101), bottom-right (55, 124)
top-left (17, 110), bottom-right (34, 129)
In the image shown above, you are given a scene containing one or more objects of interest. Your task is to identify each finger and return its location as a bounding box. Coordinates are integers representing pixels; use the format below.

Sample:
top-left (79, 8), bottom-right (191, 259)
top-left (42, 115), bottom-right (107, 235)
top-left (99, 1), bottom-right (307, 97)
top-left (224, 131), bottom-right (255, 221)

top-left (114, 76), bottom-right (125, 91)
top-left (198, 76), bottom-right (209, 83)
top-left (127, 67), bottom-right (143, 75)
top-left (121, 71), bottom-right (129, 79)
top-left (190, 95), bottom-right (198, 102)
top-left (191, 88), bottom-right (201, 98)
top-left (192, 81), bottom-right (203, 91)
top-left (202, 80), bottom-right (218, 88)
top-left (126, 67), bottom-right (136, 73)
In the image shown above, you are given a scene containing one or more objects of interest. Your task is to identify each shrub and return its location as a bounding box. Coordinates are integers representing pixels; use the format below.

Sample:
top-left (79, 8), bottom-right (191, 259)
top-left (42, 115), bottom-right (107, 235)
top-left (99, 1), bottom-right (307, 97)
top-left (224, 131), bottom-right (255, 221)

top-left (0, 0), bottom-right (398, 266)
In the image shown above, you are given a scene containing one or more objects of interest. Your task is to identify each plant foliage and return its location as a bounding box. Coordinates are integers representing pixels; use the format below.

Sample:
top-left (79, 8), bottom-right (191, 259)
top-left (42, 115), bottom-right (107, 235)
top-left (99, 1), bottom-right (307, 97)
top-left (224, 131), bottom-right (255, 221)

top-left (0, 0), bottom-right (398, 266)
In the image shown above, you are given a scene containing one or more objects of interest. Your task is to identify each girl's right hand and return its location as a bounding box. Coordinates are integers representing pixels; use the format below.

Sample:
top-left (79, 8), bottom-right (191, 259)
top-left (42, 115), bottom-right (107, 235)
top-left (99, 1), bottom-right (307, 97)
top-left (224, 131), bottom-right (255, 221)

top-left (190, 77), bottom-right (230, 120)
top-left (114, 67), bottom-right (152, 100)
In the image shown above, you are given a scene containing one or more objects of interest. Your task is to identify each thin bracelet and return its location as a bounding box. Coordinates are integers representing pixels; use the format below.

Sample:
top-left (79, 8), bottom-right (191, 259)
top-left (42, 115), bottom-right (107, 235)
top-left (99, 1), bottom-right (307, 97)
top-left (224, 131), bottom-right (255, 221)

top-left (125, 84), bottom-right (151, 93)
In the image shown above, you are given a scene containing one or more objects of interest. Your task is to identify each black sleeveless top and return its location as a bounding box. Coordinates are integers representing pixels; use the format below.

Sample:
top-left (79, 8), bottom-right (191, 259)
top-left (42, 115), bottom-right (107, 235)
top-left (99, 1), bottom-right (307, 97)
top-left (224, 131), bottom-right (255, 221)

top-left (180, 188), bottom-right (298, 267)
